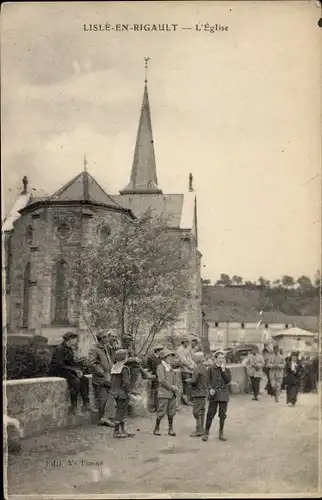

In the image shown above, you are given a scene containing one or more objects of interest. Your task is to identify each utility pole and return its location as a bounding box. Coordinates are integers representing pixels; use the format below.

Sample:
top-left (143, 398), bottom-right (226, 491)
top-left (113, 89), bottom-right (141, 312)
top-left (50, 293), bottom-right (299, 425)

top-left (226, 320), bottom-right (229, 348)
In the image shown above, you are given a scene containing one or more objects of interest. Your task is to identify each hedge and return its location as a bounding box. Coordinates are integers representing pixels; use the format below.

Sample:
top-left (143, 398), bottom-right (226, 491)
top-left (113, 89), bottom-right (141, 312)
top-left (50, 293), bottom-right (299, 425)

top-left (6, 345), bottom-right (91, 380)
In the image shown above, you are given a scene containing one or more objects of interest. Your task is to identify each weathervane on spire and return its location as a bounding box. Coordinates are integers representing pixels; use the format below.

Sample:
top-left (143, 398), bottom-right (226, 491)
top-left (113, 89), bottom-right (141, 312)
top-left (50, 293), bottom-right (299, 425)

top-left (189, 173), bottom-right (193, 192)
top-left (84, 153), bottom-right (88, 172)
top-left (144, 57), bottom-right (150, 83)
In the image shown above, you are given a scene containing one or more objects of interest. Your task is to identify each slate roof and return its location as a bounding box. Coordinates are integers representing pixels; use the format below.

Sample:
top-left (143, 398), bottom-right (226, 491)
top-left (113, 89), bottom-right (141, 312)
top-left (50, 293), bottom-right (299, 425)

top-left (202, 306), bottom-right (294, 324)
top-left (272, 327), bottom-right (316, 338)
top-left (50, 171), bottom-right (121, 207)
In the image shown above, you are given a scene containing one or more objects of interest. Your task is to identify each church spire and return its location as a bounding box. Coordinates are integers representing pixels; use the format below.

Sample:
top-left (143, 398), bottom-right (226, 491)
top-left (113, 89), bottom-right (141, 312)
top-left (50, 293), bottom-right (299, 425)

top-left (120, 58), bottom-right (162, 195)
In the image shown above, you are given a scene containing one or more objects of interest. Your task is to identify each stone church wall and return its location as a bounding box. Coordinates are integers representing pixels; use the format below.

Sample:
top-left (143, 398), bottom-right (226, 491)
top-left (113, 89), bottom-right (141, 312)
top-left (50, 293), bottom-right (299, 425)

top-left (7, 203), bottom-right (128, 334)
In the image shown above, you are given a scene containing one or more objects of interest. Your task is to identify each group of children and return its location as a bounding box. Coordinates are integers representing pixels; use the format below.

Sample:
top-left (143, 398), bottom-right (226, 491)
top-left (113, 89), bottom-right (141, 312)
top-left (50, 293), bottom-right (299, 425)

top-left (111, 346), bottom-right (231, 441)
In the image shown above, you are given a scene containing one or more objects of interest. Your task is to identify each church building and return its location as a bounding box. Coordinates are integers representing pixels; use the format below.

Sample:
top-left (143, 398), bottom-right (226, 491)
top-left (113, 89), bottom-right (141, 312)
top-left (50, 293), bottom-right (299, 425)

top-left (3, 74), bottom-right (203, 352)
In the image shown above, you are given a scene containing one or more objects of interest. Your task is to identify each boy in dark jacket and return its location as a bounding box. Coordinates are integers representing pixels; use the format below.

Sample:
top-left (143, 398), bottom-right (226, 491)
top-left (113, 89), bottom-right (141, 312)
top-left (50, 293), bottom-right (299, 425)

top-left (202, 350), bottom-right (231, 442)
top-left (110, 349), bottom-right (135, 438)
top-left (146, 345), bottom-right (164, 412)
top-left (188, 351), bottom-right (208, 437)
top-left (49, 332), bottom-right (94, 415)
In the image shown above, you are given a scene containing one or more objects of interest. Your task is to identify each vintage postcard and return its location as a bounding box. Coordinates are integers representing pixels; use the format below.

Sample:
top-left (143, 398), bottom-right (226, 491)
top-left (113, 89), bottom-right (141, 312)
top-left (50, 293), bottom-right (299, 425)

top-left (2, 0), bottom-right (321, 498)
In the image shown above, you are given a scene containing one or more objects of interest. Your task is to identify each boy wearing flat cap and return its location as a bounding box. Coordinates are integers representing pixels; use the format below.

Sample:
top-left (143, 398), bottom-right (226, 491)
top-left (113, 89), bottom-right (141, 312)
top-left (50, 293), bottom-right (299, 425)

top-left (153, 349), bottom-right (178, 436)
top-left (49, 332), bottom-right (94, 415)
top-left (202, 350), bottom-right (231, 442)
top-left (110, 349), bottom-right (135, 438)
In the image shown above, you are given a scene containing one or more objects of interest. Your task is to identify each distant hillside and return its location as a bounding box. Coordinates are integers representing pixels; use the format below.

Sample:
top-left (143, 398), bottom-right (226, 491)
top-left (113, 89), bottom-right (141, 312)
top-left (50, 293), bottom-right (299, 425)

top-left (202, 285), bottom-right (320, 332)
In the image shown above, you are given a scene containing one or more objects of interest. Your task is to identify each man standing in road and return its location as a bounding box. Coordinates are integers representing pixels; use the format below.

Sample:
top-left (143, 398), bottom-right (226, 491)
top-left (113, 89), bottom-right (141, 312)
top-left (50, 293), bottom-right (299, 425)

top-left (89, 331), bottom-right (115, 427)
top-left (176, 337), bottom-right (195, 405)
top-left (153, 350), bottom-right (179, 436)
top-left (243, 347), bottom-right (265, 401)
top-left (190, 335), bottom-right (203, 354)
top-left (267, 344), bottom-right (285, 402)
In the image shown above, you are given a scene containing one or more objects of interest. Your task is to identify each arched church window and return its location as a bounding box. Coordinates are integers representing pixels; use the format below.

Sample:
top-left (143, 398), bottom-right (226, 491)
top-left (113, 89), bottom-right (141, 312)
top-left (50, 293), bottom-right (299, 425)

top-left (22, 262), bottom-right (30, 328)
top-left (25, 225), bottom-right (33, 245)
top-left (98, 224), bottom-right (111, 241)
top-left (97, 280), bottom-right (107, 300)
top-left (57, 222), bottom-right (71, 239)
top-left (53, 259), bottom-right (69, 325)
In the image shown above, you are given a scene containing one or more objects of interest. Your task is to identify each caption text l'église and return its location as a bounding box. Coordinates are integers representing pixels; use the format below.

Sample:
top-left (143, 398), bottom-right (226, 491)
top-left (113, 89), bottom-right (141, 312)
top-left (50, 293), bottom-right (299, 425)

top-left (83, 23), bottom-right (229, 33)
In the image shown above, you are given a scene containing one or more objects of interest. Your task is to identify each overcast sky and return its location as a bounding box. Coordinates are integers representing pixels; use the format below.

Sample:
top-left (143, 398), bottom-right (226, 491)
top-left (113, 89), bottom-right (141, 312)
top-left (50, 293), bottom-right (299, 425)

top-left (1, 1), bottom-right (321, 282)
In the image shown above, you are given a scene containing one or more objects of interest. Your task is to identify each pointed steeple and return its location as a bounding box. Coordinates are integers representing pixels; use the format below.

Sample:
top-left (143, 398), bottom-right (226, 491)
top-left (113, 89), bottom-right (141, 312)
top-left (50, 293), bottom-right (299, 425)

top-left (120, 60), bottom-right (162, 195)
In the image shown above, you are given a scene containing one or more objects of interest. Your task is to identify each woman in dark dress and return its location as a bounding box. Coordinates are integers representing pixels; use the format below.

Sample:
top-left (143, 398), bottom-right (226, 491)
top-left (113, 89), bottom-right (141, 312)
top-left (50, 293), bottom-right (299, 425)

top-left (285, 352), bottom-right (304, 406)
top-left (262, 346), bottom-right (274, 396)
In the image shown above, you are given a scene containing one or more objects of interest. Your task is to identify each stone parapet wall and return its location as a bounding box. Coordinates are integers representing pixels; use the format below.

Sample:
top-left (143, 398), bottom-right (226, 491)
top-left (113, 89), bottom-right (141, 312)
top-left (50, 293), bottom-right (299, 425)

top-left (5, 364), bottom-right (247, 439)
top-left (4, 375), bottom-right (96, 438)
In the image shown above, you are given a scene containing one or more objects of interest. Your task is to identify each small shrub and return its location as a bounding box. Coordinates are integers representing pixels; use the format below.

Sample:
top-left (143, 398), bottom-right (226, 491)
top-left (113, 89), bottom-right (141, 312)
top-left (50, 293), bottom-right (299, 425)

top-left (6, 345), bottom-right (53, 380)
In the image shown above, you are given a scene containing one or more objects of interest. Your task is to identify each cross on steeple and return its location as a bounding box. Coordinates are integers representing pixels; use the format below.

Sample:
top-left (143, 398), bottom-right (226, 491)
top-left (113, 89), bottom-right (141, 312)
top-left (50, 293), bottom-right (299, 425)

top-left (21, 176), bottom-right (28, 195)
top-left (144, 57), bottom-right (150, 84)
top-left (83, 153), bottom-right (88, 172)
top-left (189, 173), bottom-right (193, 192)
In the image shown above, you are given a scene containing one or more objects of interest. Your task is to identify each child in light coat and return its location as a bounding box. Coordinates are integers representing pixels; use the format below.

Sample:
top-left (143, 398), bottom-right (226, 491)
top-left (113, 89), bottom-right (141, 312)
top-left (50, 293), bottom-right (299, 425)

top-left (153, 350), bottom-right (179, 436)
top-left (189, 352), bottom-right (208, 437)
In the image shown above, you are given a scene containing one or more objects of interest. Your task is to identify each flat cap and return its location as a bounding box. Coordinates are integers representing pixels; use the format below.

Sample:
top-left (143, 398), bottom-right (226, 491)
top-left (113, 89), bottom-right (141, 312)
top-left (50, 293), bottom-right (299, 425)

top-left (192, 351), bottom-right (205, 363)
top-left (63, 332), bottom-right (79, 341)
top-left (114, 349), bottom-right (128, 362)
top-left (160, 349), bottom-right (175, 360)
top-left (153, 344), bottom-right (164, 352)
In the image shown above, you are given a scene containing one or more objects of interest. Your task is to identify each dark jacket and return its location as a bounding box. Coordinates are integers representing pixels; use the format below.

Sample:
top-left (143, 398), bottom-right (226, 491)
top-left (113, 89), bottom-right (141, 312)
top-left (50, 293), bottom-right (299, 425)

top-left (285, 360), bottom-right (303, 387)
top-left (146, 353), bottom-right (162, 375)
top-left (190, 363), bottom-right (208, 398)
top-left (146, 353), bottom-right (162, 388)
top-left (49, 341), bottom-right (78, 377)
top-left (207, 365), bottom-right (231, 402)
top-left (110, 362), bottom-right (131, 400)
top-left (88, 343), bottom-right (113, 386)
top-left (125, 357), bottom-right (151, 391)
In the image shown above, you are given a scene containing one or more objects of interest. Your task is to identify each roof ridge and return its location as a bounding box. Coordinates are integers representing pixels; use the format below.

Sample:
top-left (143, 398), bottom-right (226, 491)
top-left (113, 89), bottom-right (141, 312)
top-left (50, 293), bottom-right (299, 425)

top-left (50, 172), bottom-right (83, 199)
top-left (50, 170), bottom-right (123, 207)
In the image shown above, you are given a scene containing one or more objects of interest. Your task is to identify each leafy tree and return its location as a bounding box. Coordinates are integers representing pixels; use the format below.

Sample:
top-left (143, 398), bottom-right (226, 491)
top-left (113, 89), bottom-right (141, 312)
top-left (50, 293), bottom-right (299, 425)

top-left (232, 275), bottom-right (243, 285)
top-left (72, 212), bottom-right (190, 356)
top-left (244, 280), bottom-right (257, 289)
top-left (202, 278), bottom-right (212, 285)
top-left (216, 273), bottom-right (231, 286)
top-left (297, 275), bottom-right (312, 290)
top-left (258, 276), bottom-right (270, 288)
top-left (314, 270), bottom-right (321, 288)
top-left (281, 275), bottom-right (295, 288)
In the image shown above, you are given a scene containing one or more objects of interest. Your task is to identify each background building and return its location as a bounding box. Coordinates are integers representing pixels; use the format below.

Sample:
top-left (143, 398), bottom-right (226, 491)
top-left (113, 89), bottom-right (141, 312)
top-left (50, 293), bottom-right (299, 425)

top-left (272, 327), bottom-right (318, 356)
